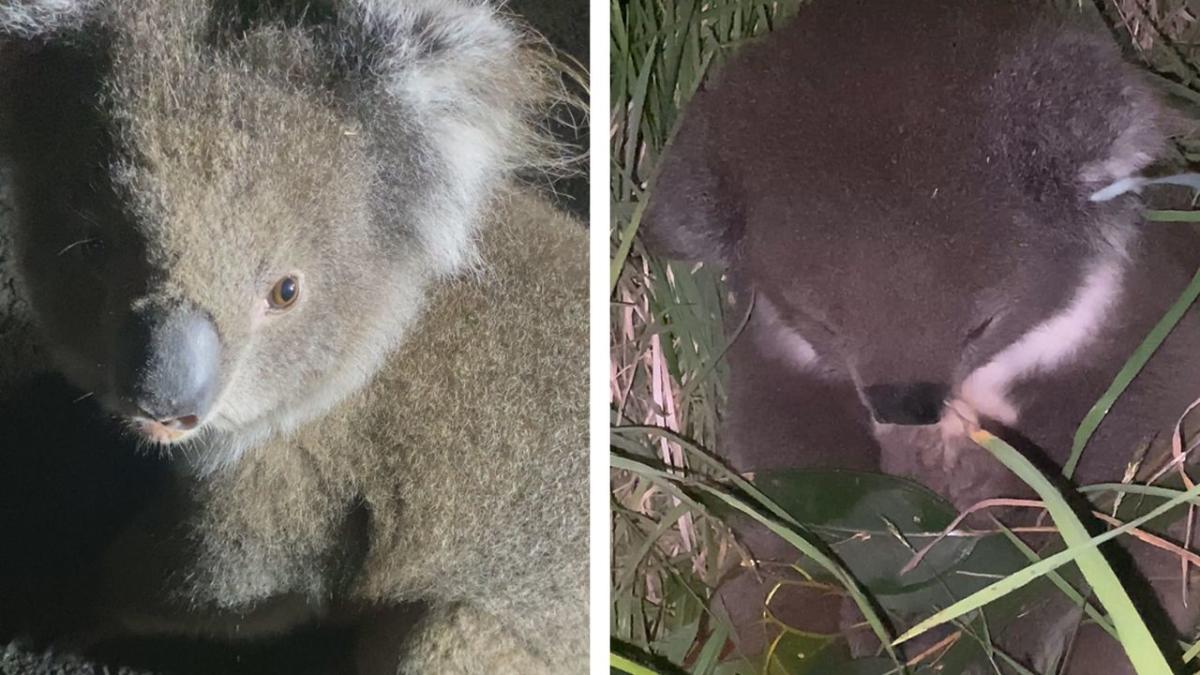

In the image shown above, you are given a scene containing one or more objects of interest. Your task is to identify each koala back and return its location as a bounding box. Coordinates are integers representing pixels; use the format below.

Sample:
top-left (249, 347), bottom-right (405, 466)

top-left (355, 190), bottom-right (589, 665)
top-left (644, 0), bottom-right (1173, 270)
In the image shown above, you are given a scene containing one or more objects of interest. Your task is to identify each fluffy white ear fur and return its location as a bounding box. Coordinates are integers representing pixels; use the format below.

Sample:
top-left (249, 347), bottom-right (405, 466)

top-left (348, 0), bottom-right (533, 276)
top-left (0, 0), bottom-right (96, 37)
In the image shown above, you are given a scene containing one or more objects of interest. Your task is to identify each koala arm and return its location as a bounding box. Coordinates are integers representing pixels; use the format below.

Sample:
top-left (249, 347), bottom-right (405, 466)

top-left (641, 84), bottom-right (743, 267)
top-left (354, 603), bottom-right (558, 675)
top-left (97, 434), bottom-right (368, 641)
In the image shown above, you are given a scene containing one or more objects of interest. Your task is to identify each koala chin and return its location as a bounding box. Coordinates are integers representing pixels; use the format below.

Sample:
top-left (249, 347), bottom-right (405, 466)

top-left (0, 1), bottom-right (587, 672)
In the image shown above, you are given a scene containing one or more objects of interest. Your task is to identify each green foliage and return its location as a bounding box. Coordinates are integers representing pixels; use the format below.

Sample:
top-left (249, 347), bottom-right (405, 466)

top-left (741, 471), bottom-right (977, 596)
top-left (902, 432), bottom-right (1177, 673)
top-left (610, 5), bottom-right (801, 670)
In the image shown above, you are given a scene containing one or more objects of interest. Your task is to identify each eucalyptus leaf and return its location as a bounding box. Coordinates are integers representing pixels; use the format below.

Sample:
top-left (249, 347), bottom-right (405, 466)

top-left (751, 470), bottom-right (977, 594)
top-left (763, 631), bottom-right (840, 675)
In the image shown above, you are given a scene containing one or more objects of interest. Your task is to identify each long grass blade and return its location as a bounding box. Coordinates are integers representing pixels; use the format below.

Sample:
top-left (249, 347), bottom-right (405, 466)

top-left (613, 652), bottom-right (665, 675)
top-left (996, 523), bottom-right (1119, 642)
top-left (1145, 210), bottom-right (1200, 222)
top-left (897, 431), bottom-right (1186, 674)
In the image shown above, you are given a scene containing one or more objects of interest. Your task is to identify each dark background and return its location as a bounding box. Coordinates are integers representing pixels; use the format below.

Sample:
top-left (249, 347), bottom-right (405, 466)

top-left (512, 0), bottom-right (591, 219)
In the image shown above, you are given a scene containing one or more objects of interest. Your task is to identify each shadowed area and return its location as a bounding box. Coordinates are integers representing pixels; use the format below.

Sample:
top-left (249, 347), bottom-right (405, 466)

top-left (510, 0), bottom-right (590, 219)
top-left (0, 374), bottom-right (360, 674)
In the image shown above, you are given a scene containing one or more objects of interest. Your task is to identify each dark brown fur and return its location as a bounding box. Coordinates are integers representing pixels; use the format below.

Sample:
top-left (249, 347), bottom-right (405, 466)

top-left (644, 1), bottom-right (1200, 670)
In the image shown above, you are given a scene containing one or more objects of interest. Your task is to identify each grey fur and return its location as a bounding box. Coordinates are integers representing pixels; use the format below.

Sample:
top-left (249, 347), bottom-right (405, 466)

top-left (0, 1), bottom-right (586, 672)
top-left (0, 0), bottom-right (100, 37)
top-left (645, 0), bottom-right (1200, 670)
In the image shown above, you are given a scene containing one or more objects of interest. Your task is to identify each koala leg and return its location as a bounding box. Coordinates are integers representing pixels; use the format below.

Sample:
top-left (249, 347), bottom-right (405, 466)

top-left (989, 325), bottom-right (1200, 670)
top-left (93, 493), bottom-right (329, 642)
top-left (372, 603), bottom-right (557, 675)
top-left (719, 288), bottom-right (878, 476)
top-left (91, 443), bottom-right (366, 644)
top-left (716, 292), bottom-right (881, 658)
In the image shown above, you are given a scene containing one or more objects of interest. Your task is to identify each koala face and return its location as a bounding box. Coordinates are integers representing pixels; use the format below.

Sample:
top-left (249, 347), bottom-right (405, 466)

top-left (749, 178), bottom-right (1128, 429)
top-left (0, 0), bottom-right (544, 468)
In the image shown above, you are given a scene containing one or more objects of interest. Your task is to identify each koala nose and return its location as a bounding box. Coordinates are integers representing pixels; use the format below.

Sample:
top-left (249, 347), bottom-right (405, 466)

top-left (117, 306), bottom-right (221, 425)
top-left (863, 382), bottom-right (949, 425)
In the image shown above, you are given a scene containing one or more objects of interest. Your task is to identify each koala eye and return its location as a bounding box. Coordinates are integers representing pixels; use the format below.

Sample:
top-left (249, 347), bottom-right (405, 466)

top-left (964, 316), bottom-right (995, 343)
top-left (269, 276), bottom-right (300, 310)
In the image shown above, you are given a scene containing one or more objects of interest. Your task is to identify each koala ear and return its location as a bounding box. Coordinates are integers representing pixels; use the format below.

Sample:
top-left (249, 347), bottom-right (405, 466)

top-left (990, 19), bottom-right (1173, 200)
top-left (335, 0), bottom-right (543, 162)
top-left (339, 2), bottom-right (525, 104)
top-left (333, 1), bottom-right (553, 273)
top-left (1076, 69), bottom-right (1173, 187)
top-left (641, 86), bottom-right (743, 268)
top-left (0, 0), bottom-right (98, 37)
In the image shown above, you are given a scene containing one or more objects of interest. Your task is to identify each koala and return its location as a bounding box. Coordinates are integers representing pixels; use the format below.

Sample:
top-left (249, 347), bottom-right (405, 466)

top-left (644, 0), bottom-right (1200, 670)
top-left (0, 1), bottom-right (587, 673)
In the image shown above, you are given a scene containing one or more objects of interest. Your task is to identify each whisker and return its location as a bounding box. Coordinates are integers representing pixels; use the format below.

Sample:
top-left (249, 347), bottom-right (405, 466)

top-left (57, 238), bottom-right (100, 256)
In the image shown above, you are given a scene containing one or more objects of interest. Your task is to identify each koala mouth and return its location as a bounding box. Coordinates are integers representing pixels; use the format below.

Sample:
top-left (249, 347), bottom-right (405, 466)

top-left (863, 382), bottom-right (950, 425)
top-left (128, 414), bottom-right (204, 445)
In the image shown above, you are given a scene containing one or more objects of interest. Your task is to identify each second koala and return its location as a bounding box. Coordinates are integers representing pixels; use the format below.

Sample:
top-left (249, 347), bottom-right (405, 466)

top-left (645, 0), bottom-right (1200, 671)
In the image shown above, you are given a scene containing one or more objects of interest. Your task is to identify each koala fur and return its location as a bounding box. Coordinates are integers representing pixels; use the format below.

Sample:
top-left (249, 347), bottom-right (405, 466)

top-left (644, 0), bottom-right (1200, 671)
top-left (0, 1), bottom-right (587, 673)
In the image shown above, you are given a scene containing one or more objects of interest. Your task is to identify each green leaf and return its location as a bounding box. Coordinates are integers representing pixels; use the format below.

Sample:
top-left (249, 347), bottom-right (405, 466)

top-left (763, 631), bottom-right (840, 675)
top-left (691, 622), bottom-right (730, 674)
top-left (750, 470), bottom-right (975, 595)
top-left (655, 617), bottom-right (701, 665)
